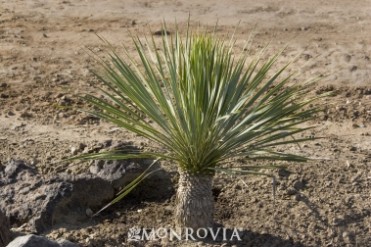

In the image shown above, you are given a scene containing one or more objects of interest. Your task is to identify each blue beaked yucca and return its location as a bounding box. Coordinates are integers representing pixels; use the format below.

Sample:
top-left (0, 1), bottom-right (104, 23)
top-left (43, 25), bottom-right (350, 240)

top-left (76, 26), bottom-right (320, 230)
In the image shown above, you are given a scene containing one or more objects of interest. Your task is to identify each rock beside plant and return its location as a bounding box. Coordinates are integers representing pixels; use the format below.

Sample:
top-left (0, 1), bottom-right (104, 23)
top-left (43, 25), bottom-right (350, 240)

top-left (0, 160), bottom-right (114, 233)
top-left (0, 210), bottom-right (12, 247)
top-left (90, 159), bottom-right (149, 190)
top-left (55, 239), bottom-right (79, 247)
top-left (0, 149), bottom-right (154, 234)
top-left (89, 141), bottom-right (152, 190)
top-left (6, 235), bottom-right (78, 247)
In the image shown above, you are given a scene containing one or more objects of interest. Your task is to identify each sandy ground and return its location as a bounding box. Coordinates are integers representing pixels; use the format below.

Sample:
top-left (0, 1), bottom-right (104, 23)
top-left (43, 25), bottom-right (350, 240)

top-left (1, 0), bottom-right (371, 246)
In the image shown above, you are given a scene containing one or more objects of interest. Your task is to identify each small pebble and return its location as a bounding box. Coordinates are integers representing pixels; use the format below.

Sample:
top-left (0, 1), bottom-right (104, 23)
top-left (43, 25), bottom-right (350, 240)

top-left (287, 188), bottom-right (297, 195)
top-left (294, 194), bottom-right (301, 201)
top-left (293, 180), bottom-right (305, 191)
top-left (300, 26), bottom-right (309, 31)
top-left (70, 146), bottom-right (78, 155)
top-left (153, 29), bottom-right (171, 36)
top-left (85, 208), bottom-right (93, 217)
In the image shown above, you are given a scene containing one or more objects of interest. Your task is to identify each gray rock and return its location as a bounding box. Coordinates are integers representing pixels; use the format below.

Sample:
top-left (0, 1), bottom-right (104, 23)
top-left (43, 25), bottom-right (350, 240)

top-left (0, 160), bottom-right (114, 233)
top-left (6, 235), bottom-right (59, 247)
top-left (90, 159), bottom-right (146, 190)
top-left (89, 142), bottom-right (152, 190)
top-left (3, 160), bottom-right (36, 184)
top-left (0, 141), bottom-right (157, 234)
top-left (0, 210), bottom-right (12, 247)
top-left (56, 239), bottom-right (79, 247)
top-left (6, 235), bottom-right (78, 247)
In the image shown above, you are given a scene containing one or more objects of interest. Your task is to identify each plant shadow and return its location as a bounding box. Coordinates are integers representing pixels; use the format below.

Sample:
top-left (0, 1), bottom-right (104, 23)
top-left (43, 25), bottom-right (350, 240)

top-left (48, 163), bottom-right (175, 232)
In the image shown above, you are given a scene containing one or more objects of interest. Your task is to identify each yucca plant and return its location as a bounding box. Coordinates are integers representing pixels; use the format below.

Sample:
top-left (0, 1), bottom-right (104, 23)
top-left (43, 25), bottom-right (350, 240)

top-left (77, 26), bottom-right (319, 231)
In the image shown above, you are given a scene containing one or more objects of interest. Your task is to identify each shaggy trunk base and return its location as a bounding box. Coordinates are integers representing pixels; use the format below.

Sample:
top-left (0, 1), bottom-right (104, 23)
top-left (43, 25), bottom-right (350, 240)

top-left (175, 170), bottom-right (214, 231)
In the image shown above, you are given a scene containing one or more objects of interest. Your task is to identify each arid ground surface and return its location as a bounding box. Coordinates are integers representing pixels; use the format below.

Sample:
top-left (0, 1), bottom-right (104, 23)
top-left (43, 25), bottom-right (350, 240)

top-left (0, 0), bottom-right (370, 246)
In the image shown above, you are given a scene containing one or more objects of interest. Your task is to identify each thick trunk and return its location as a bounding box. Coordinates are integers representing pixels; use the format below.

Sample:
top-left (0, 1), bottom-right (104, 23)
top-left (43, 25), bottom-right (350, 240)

top-left (175, 170), bottom-right (214, 231)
